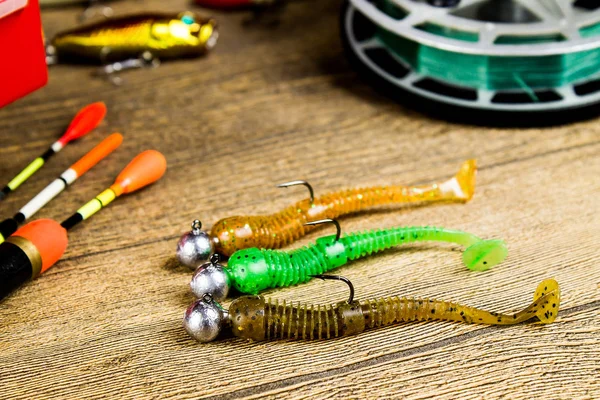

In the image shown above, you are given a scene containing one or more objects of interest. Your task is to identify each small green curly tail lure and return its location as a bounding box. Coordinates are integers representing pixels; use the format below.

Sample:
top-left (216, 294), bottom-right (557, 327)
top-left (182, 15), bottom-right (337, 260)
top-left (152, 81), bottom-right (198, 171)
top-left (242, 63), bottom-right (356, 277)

top-left (225, 224), bottom-right (507, 295)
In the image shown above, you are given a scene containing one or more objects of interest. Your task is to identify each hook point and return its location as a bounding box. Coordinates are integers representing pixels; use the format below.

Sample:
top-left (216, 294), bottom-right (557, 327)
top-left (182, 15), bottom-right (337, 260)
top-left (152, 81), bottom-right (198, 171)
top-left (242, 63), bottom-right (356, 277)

top-left (277, 180), bottom-right (315, 204)
top-left (310, 274), bottom-right (354, 304)
top-left (304, 218), bottom-right (341, 241)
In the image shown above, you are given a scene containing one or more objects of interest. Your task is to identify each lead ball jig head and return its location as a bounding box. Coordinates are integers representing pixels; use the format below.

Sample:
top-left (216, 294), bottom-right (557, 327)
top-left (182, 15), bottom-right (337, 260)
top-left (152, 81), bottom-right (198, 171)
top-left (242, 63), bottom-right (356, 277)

top-left (177, 159), bottom-right (477, 268)
top-left (183, 275), bottom-right (560, 342)
top-left (190, 218), bottom-right (507, 301)
top-left (176, 220), bottom-right (215, 268)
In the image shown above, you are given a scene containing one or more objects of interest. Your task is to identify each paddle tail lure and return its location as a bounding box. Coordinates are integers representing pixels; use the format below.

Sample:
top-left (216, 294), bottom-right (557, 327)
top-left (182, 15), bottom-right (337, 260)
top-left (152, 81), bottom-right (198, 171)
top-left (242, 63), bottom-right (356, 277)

top-left (0, 102), bottom-right (106, 201)
top-left (189, 220), bottom-right (507, 300)
top-left (184, 276), bottom-right (561, 342)
top-left (0, 133), bottom-right (123, 243)
top-left (0, 150), bottom-right (167, 300)
top-left (177, 159), bottom-right (477, 267)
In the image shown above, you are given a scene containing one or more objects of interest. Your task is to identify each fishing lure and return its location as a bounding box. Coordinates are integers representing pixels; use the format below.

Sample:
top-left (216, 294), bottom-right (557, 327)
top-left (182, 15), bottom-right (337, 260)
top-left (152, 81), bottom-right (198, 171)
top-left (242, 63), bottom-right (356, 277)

top-left (177, 159), bottom-right (477, 267)
top-left (190, 219), bottom-right (507, 300)
top-left (46, 12), bottom-right (218, 82)
top-left (183, 275), bottom-right (561, 342)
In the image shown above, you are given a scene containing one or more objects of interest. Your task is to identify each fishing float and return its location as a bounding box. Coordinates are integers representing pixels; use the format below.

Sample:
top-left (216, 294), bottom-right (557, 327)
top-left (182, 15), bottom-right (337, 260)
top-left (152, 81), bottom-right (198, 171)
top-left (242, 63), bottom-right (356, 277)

top-left (0, 150), bottom-right (167, 301)
top-left (0, 133), bottom-right (123, 243)
top-left (0, 102), bottom-right (107, 201)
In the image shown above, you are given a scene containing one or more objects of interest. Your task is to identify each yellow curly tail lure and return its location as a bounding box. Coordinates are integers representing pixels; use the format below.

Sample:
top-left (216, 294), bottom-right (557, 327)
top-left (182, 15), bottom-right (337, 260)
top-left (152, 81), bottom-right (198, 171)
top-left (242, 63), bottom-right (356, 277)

top-left (183, 277), bottom-right (561, 342)
top-left (177, 159), bottom-right (477, 266)
top-left (47, 12), bottom-right (218, 65)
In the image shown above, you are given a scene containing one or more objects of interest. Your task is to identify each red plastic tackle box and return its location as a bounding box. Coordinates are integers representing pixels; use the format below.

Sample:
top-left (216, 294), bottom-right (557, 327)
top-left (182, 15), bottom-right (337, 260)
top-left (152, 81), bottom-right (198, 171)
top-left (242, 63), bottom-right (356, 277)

top-left (0, 0), bottom-right (47, 108)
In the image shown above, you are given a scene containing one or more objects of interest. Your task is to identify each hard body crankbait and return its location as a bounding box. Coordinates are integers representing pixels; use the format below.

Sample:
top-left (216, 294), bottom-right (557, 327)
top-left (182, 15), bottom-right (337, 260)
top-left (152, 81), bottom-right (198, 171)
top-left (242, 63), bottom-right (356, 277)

top-left (183, 277), bottom-right (560, 342)
top-left (177, 159), bottom-right (477, 267)
top-left (46, 12), bottom-right (218, 71)
top-left (190, 222), bottom-right (507, 300)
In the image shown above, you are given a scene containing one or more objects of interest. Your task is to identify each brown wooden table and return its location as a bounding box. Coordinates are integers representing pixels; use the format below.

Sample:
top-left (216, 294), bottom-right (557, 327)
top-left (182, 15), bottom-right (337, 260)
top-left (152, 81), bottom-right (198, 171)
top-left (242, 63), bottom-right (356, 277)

top-left (1, 1), bottom-right (599, 398)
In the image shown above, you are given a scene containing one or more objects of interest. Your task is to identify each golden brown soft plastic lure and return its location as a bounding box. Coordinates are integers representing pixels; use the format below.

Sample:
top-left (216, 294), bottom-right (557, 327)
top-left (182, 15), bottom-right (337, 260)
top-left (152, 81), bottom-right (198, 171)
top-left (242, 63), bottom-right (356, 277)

top-left (47, 12), bottom-right (218, 65)
top-left (177, 159), bottom-right (477, 266)
top-left (183, 276), bottom-right (560, 342)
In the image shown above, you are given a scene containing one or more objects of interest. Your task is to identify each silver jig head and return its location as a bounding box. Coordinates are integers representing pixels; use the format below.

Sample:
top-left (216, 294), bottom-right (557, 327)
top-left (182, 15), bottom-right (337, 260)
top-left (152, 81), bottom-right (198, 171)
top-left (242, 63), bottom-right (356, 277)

top-left (183, 293), bottom-right (230, 343)
top-left (176, 219), bottom-right (215, 268)
top-left (190, 254), bottom-right (231, 302)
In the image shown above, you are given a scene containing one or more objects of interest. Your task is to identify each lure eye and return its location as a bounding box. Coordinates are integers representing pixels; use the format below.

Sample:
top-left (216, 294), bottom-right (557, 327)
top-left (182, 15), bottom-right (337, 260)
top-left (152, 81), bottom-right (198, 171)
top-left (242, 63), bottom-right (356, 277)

top-left (180, 12), bottom-right (195, 25)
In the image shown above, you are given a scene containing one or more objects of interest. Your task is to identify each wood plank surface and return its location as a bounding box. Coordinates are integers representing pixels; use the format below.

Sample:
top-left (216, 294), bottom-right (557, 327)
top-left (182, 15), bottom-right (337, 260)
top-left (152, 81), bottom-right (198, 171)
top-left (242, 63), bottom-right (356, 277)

top-left (1, 0), bottom-right (599, 398)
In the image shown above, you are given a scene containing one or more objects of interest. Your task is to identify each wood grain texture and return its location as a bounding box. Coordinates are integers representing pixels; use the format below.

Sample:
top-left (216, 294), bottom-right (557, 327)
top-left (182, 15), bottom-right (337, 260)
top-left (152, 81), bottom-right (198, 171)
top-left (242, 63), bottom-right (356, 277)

top-left (0, 0), bottom-right (599, 399)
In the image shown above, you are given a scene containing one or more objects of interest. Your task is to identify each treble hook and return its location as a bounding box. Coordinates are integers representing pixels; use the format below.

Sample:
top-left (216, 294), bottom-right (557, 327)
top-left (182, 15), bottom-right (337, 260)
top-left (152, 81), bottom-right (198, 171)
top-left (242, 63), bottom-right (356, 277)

top-left (304, 218), bottom-right (341, 242)
top-left (96, 50), bottom-right (160, 85)
top-left (277, 180), bottom-right (314, 204)
top-left (310, 274), bottom-right (355, 304)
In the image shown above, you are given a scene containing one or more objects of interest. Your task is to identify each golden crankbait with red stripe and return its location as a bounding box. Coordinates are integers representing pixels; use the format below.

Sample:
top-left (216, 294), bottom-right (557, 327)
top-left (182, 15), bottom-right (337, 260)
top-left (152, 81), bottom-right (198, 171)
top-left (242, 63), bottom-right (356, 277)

top-left (47, 12), bottom-right (218, 68)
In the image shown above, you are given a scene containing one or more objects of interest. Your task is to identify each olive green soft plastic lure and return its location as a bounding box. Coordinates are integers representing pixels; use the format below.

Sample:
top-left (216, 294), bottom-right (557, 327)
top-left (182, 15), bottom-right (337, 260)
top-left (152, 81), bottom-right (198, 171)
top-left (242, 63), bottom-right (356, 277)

top-left (183, 277), bottom-right (560, 342)
top-left (190, 222), bottom-right (508, 300)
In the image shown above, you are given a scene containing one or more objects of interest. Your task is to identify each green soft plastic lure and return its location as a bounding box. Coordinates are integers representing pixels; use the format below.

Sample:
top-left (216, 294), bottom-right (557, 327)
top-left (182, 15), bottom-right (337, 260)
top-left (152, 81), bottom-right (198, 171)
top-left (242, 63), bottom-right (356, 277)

top-left (190, 222), bottom-right (508, 300)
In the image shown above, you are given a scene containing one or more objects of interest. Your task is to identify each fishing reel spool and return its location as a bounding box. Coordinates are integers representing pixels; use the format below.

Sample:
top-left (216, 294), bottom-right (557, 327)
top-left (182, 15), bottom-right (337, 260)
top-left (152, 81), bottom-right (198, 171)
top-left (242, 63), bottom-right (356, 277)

top-left (341, 0), bottom-right (600, 125)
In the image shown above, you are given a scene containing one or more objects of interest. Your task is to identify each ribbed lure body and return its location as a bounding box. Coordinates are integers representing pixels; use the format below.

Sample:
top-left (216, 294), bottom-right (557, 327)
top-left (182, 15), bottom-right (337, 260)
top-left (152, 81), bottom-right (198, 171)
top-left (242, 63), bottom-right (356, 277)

top-left (211, 159), bottom-right (477, 256)
top-left (228, 279), bottom-right (560, 341)
top-left (227, 225), bottom-right (507, 294)
top-left (51, 12), bottom-right (217, 63)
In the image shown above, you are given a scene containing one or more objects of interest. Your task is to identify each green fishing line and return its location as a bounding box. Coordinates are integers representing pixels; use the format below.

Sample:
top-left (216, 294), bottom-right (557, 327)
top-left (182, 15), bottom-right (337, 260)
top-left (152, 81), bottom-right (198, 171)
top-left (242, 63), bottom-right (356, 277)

top-left (373, 0), bottom-right (600, 94)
